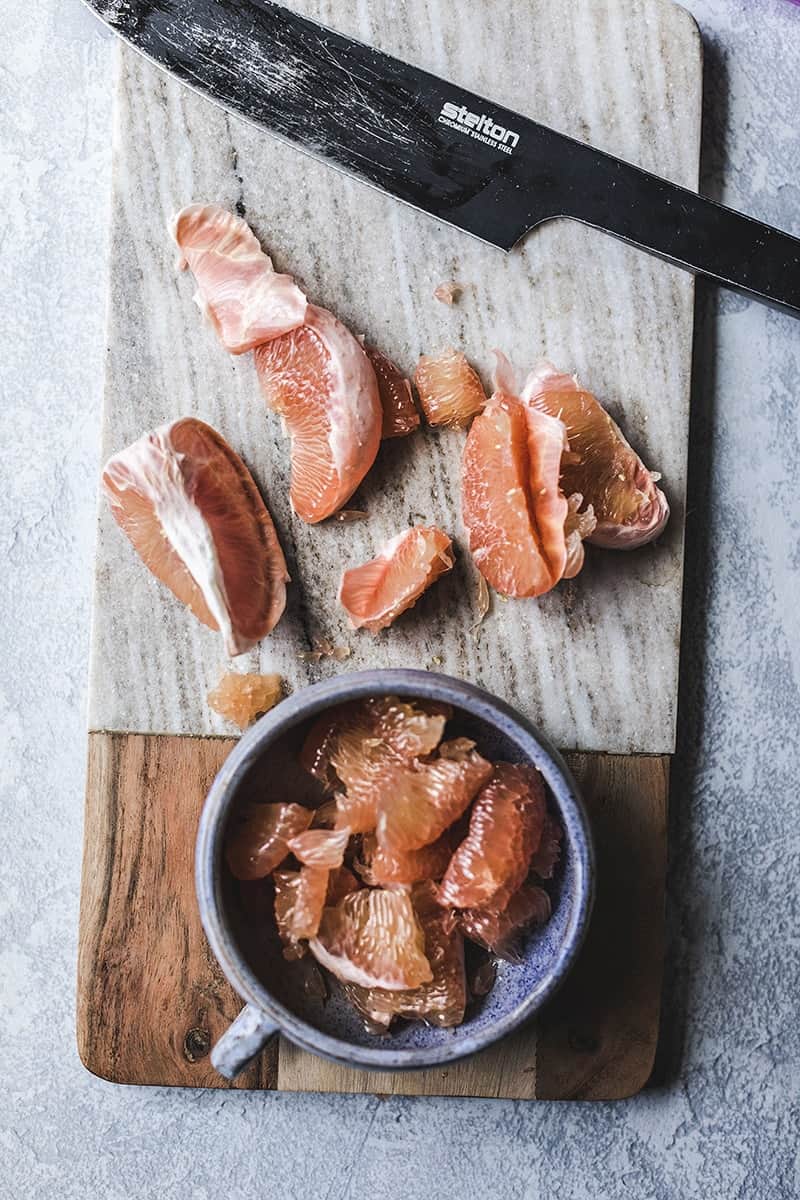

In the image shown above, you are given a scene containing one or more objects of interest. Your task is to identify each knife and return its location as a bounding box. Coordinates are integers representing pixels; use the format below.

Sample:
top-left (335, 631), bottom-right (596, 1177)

top-left (84, 0), bottom-right (800, 316)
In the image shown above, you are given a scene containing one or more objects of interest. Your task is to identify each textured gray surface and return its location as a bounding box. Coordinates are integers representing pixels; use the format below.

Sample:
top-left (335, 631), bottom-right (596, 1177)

top-left (1, 0), bottom-right (798, 1196)
top-left (89, 0), bottom-right (698, 753)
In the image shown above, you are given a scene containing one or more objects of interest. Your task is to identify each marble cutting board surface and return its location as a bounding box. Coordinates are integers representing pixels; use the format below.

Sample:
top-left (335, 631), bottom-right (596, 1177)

top-left (88, 0), bottom-right (701, 755)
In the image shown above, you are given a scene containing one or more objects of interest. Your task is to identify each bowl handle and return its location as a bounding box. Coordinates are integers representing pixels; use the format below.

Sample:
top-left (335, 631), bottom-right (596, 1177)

top-left (211, 1004), bottom-right (280, 1079)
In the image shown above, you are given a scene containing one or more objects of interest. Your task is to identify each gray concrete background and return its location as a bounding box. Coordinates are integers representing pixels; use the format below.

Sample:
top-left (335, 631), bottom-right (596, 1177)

top-left (1, 0), bottom-right (797, 1196)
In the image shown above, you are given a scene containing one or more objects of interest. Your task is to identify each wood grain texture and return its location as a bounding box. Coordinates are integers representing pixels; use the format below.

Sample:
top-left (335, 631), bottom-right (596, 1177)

top-left (535, 753), bottom-right (669, 1100)
top-left (88, 0), bottom-right (701, 755)
top-left (77, 736), bottom-right (667, 1100)
top-left (77, 732), bottom-right (275, 1089)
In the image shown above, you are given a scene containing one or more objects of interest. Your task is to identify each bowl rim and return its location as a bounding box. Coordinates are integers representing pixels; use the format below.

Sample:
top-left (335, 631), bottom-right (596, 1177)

top-left (195, 669), bottom-right (595, 1071)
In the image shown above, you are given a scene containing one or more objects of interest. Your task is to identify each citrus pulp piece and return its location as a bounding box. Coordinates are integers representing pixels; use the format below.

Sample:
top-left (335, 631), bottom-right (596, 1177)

top-left (356, 830), bottom-right (455, 887)
top-left (333, 791), bottom-right (380, 836)
top-left (300, 695), bottom-right (449, 800)
top-left (339, 526), bottom-right (455, 632)
top-left (274, 866), bottom-right (330, 958)
top-left (310, 888), bottom-right (432, 990)
top-left (461, 393), bottom-right (570, 598)
top-left (207, 672), bottom-right (282, 729)
top-left (287, 825), bottom-right (351, 868)
top-left (522, 361), bottom-right (669, 548)
top-left (225, 802), bottom-right (312, 880)
top-left (433, 282), bottom-right (461, 305)
top-left (103, 417), bottom-right (289, 656)
top-left (376, 741), bottom-right (493, 854)
top-left (365, 346), bottom-right (420, 439)
top-left (171, 204), bottom-right (307, 354)
top-left (438, 763), bottom-right (547, 910)
top-left (343, 881), bottom-right (467, 1029)
top-left (458, 883), bottom-right (552, 962)
top-left (529, 811), bottom-right (563, 879)
top-left (563, 493), bottom-right (597, 579)
top-left (414, 347), bottom-right (487, 428)
top-left (254, 304), bottom-right (382, 523)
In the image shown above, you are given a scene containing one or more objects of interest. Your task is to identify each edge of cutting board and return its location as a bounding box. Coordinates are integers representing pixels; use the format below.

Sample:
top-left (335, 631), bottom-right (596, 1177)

top-left (77, 733), bottom-right (667, 1100)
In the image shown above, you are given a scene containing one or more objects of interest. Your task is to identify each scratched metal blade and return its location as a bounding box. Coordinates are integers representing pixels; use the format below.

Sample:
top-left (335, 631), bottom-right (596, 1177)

top-left (84, 0), bottom-right (800, 313)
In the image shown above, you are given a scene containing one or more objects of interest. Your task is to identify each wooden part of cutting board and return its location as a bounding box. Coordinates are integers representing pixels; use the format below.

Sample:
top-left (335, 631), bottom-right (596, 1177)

top-left (78, 735), bottom-right (667, 1100)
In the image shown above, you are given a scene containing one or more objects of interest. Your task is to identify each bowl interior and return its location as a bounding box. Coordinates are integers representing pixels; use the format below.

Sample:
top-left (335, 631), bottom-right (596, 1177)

top-left (214, 684), bottom-right (587, 1058)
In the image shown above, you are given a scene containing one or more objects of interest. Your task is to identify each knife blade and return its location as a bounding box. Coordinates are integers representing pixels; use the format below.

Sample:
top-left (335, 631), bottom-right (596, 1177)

top-left (84, 0), bottom-right (800, 316)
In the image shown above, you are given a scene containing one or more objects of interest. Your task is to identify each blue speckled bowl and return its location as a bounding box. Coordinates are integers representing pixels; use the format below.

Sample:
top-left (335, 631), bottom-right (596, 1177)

top-left (196, 670), bottom-right (594, 1078)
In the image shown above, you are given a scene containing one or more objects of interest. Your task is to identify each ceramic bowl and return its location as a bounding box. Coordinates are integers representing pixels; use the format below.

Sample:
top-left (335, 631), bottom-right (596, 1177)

top-left (195, 669), bottom-right (594, 1078)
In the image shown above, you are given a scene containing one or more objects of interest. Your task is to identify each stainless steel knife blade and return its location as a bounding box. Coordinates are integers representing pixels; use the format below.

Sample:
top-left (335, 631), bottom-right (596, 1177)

top-left (84, 0), bottom-right (800, 315)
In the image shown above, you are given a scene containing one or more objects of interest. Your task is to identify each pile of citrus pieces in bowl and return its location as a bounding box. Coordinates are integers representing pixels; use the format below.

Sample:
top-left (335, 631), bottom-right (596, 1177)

top-left (101, 202), bottom-right (670, 705)
top-left (225, 696), bottom-right (563, 1031)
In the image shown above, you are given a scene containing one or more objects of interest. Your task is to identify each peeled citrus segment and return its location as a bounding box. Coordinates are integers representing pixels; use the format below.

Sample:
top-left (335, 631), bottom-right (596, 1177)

top-left (103, 417), bottom-right (289, 656)
top-left (525, 406), bottom-right (571, 576)
top-left (309, 888), bottom-right (433, 990)
top-left (356, 830), bottom-right (455, 887)
top-left (300, 696), bottom-right (449, 793)
top-left (326, 865), bottom-right (360, 906)
top-left (339, 525), bottom-right (455, 633)
top-left (438, 763), bottom-right (547, 910)
top-left (225, 802), bottom-right (312, 880)
top-left (254, 304), bottom-right (382, 523)
top-left (274, 866), bottom-right (330, 958)
top-left (365, 346), bottom-right (420, 439)
top-left (334, 791), bottom-right (379, 836)
top-left (522, 361), bottom-right (669, 549)
top-left (207, 672), bottom-right (282, 729)
top-left (458, 883), bottom-right (552, 962)
top-left (563, 493), bottom-right (597, 580)
top-left (414, 347), bottom-right (487, 428)
top-left (529, 811), bottom-right (563, 879)
top-left (171, 204), bottom-right (307, 354)
top-left (462, 394), bottom-right (569, 598)
top-left (287, 825), bottom-right (351, 868)
top-left (343, 881), bottom-right (467, 1029)
top-left (376, 743), bottom-right (493, 854)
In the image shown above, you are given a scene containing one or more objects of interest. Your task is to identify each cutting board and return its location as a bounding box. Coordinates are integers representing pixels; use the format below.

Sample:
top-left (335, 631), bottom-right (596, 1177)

top-left (77, 0), bottom-right (701, 1098)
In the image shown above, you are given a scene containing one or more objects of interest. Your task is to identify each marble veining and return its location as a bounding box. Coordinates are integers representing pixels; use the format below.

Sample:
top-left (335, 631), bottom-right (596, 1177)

top-left (87, 0), bottom-right (701, 752)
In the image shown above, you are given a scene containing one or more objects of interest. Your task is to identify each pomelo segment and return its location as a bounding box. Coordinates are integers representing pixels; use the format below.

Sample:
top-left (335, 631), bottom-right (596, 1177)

top-left (365, 346), bottom-right (420, 439)
top-left (563, 493), bottom-right (597, 580)
top-left (255, 304), bottom-right (382, 523)
top-left (225, 802), bottom-right (312, 880)
top-left (356, 830), bottom-right (455, 887)
top-left (415, 348), bottom-right (487, 428)
top-left (334, 791), bottom-right (380, 836)
top-left (171, 204), bottom-right (307, 354)
top-left (458, 883), bottom-right (552, 962)
top-left (300, 697), bottom-right (450, 830)
top-left (438, 763), bottom-right (546, 911)
top-left (207, 672), bottom-right (282, 729)
top-left (339, 525), bottom-right (454, 632)
top-left (462, 394), bottom-right (568, 598)
top-left (343, 882), bottom-right (466, 1029)
top-left (103, 417), bottom-right (289, 655)
top-left (525, 407), bottom-right (571, 578)
top-left (522, 361), bottom-right (669, 548)
top-left (287, 825), bottom-right (351, 869)
top-left (376, 740), bottom-right (493, 854)
top-left (310, 888), bottom-right (432, 990)
top-left (274, 866), bottom-right (330, 958)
